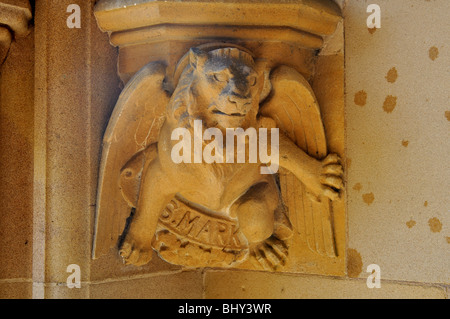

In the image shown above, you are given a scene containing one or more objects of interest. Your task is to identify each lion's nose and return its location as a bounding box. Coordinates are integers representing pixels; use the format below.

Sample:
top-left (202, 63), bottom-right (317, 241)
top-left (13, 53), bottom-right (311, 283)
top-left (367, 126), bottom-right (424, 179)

top-left (228, 94), bottom-right (251, 109)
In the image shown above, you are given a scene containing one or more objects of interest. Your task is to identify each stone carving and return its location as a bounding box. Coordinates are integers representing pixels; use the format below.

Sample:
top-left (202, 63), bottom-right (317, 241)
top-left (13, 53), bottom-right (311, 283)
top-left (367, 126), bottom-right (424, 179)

top-left (0, 1), bottom-right (32, 64)
top-left (93, 44), bottom-right (343, 270)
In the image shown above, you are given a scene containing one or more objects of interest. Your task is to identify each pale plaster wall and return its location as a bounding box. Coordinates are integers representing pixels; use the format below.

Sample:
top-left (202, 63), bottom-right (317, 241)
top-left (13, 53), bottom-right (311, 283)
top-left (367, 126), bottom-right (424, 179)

top-left (345, 0), bottom-right (449, 285)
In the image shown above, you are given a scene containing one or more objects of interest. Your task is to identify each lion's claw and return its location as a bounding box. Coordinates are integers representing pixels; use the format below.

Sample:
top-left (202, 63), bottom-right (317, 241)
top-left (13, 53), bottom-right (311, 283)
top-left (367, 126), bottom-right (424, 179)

top-left (308, 153), bottom-right (344, 202)
top-left (249, 236), bottom-right (289, 271)
top-left (119, 237), bottom-right (153, 266)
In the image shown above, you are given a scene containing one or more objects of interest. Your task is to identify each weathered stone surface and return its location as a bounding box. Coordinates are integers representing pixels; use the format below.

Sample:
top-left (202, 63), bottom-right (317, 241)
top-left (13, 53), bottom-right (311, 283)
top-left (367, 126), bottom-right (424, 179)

top-left (94, 0), bottom-right (342, 83)
top-left (93, 3), bottom-right (346, 274)
top-left (90, 271), bottom-right (203, 299)
top-left (0, 0), bottom-right (32, 37)
top-left (0, 282), bottom-right (32, 299)
top-left (32, 0), bottom-right (121, 299)
top-left (0, 0), bottom-right (32, 65)
top-left (345, 0), bottom-right (450, 285)
top-left (0, 24), bottom-right (34, 282)
top-left (205, 270), bottom-right (447, 299)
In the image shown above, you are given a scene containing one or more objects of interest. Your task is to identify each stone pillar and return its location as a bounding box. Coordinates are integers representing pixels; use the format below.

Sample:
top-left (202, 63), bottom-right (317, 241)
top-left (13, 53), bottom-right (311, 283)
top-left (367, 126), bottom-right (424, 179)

top-left (32, 0), bottom-right (120, 298)
top-left (0, 0), bottom-right (33, 299)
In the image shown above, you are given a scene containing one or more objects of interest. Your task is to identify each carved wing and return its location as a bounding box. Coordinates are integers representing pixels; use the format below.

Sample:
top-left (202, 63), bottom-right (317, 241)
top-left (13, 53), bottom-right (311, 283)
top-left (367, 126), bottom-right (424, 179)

top-left (260, 66), bottom-right (337, 257)
top-left (93, 62), bottom-right (169, 259)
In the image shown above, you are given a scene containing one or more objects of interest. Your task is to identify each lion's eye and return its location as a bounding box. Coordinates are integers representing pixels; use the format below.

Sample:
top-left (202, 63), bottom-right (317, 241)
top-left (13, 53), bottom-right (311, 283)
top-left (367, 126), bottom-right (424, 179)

top-left (248, 76), bottom-right (257, 87)
top-left (213, 73), bottom-right (227, 82)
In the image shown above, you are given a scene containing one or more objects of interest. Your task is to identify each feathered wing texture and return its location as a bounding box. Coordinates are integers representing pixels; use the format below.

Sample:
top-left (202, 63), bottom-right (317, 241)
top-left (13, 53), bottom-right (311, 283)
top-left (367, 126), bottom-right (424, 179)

top-left (93, 62), bottom-right (169, 259)
top-left (260, 66), bottom-right (337, 257)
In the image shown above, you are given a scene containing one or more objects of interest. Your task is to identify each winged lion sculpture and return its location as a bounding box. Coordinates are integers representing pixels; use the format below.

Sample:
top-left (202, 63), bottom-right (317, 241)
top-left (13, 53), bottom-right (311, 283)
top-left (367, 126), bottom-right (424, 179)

top-left (93, 44), bottom-right (343, 270)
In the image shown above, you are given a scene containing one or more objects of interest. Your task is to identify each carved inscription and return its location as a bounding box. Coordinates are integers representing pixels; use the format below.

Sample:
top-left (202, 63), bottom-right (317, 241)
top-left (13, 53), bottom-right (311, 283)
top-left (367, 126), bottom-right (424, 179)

top-left (158, 198), bottom-right (245, 249)
top-left (152, 197), bottom-right (249, 268)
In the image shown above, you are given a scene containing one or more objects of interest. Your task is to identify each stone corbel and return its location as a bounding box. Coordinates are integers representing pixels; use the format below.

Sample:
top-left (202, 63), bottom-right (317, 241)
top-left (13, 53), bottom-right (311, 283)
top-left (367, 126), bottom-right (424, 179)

top-left (92, 0), bottom-right (346, 274)
top-left (0, 0), bottom-right (32, 63)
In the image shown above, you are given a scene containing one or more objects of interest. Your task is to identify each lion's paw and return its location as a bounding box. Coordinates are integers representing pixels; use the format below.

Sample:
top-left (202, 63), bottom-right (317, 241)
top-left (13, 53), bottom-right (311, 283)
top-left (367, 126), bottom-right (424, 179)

top-left (248, 236), bottom-right (289, 271)
top-left (119, 237), bottom-right (153, 266)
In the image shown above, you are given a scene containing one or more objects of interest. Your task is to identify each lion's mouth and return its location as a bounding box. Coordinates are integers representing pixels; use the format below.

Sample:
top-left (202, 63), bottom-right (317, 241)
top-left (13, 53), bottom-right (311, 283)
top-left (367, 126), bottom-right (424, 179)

top-left (212, 108), bottom-right (246, 117)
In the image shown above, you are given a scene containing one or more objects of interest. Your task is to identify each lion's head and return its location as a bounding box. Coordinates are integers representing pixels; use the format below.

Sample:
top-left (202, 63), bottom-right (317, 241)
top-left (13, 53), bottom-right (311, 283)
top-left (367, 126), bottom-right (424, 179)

top-left (167, 47), bottom-right (263, 131)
